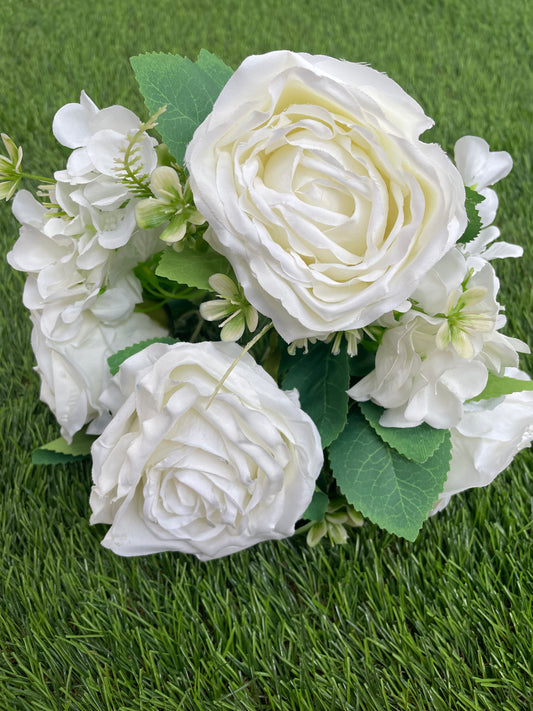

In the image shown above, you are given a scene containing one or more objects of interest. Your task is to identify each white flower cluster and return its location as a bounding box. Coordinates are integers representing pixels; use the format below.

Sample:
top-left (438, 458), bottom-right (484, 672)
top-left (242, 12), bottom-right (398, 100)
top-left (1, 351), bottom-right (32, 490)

top-left (7, 93), bottom-right (167, 441)
top-left (432, 368), bottom-right (533, 513)
top-left (346, 136), bottom-right (531, 508)
top-left (5, 51), bottom-right (532, 559)
top-left (184, 53), bottom-right (532, 517)
top-left (348, 247), bottom-right (527, 429)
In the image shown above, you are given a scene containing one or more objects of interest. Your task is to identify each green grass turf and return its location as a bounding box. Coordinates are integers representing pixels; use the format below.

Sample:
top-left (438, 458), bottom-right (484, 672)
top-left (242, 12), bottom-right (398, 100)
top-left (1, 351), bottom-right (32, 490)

top-left (1, 0), bottom-right (532, 708)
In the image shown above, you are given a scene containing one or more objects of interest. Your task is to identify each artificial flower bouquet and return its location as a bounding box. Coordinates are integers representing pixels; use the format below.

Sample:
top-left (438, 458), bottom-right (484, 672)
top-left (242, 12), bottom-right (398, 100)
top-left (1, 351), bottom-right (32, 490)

top-left (3, 50), bottom-right (533, 561)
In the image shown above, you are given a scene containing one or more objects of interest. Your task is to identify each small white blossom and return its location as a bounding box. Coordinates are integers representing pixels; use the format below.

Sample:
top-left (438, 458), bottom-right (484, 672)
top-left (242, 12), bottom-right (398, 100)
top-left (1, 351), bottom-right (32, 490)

top-left (348, 248), bottom-right (529, 428)
top-left (135, 166), bottom-right (205, 244)
top-left (200, 273), bottom-right (259, 341)
top-left (454, 135), bottom-right (521, 267)
top-left (454, 136), bottom-right (512, 193)
top-left (0, 133), bottom-right (23, 199)
top-left (431, 368), bottom-right (533, 514)
top-left (52, 91), bottom-right (159, 250)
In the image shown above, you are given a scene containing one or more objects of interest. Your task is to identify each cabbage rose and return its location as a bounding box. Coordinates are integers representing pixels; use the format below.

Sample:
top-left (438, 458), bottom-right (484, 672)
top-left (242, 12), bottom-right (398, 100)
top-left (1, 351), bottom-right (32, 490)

top-left (186, 50), bottom-right (467, 342)
top-left (31, 311), bottom-right (166, 441)
top-left (90, 341), bottom-right (323, 560)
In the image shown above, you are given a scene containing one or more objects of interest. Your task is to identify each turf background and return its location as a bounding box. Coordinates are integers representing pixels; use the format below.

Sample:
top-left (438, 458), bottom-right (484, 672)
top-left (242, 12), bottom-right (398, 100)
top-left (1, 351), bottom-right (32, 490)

top-left (1, 1), bottom-right (532, 708)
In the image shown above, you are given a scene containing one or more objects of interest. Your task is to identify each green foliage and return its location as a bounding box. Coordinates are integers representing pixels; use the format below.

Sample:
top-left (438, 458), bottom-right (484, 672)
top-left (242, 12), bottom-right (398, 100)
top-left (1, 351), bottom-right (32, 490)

top-left (457, 187), bottom-right (485, 245)
top-left (348, 345), bottom-right (376, 377)
top-left (114, 107), bottom-right (166, 198)
top-left (282, 341), bottom-right (350, 448)
top-left (155, 243), bottom-right (233, 291)
top-left (359, 400), bottom-right (448, 463)
top-left (32, 430), bottom-right (96, 465)
top-left (302, 488), bottom-right (329, 522)
top-left (107, 336), bottom-right (176, 375)
top-left (329, 408), bottom-right (452, 540)
top-left (131, 49), bottom-right (233, 165)
top-left (470, 372), bottom-right (533, 401)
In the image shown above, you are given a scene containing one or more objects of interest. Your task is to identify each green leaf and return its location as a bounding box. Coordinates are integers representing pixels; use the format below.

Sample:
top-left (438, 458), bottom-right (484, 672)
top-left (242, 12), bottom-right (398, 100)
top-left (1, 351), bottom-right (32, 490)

top-left (155, 244), bottom-right (233, 291)
top-left (277, 339), bottom-right (300, 379)
top-left (359, 401), bottom-right (448, 463)
top-left (329, 408), bottom-right (451, 540)
top-left (108, 337), bottom-right (176, 376)
top-left (469, 372), bottom-right (533, 402)
top-left (282, 341), bottom-right (350, 448)
top-left (32, 429), bottom-right (96, 466)
top-left (349, 347), bottom-right (376, 378)
top-left (130, 50), bottom-right (233, 165)
top-left (196, 48), bottom-right (234, 89)
top-left (303, 488), bottom-right (329, 522)
top-left (457, 187), bottom-right (485, 245)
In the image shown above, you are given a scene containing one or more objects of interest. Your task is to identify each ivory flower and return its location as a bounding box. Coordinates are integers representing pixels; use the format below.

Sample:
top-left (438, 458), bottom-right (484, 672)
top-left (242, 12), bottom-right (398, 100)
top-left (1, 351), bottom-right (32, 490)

top-left (90, 341), bottom-right (323, 560)
top-left (31, 311), bottom-right (167, 442)
top-left (186, 50), bottom-right (466, 342)
top-left (52, 91), bottom-right (158, 249)
top-left (7, 189), bottom-right (162, 341)
top-left (454, 135), bottom-right (521, 268)
top-left (432, 369), bottom-right (533, 513)
top-left (348, 249), bottom-right (529, 428)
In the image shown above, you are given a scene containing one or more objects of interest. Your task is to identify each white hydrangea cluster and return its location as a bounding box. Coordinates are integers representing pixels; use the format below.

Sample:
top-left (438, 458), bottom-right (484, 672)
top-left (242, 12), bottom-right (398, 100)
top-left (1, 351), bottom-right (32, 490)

top-left (52, 91), bottom-right (158, 250)
top-left (454, 136), bottom-right (522, 269)
top-left (348, 247), bottom-right (528, 429)
top-left (348, 136), bottom-right (532, 509)
top-left (431, 369), bottom-right (533, 514)
top-left (7, 93), bottom-right (167, 441)
top-left (349, 137), bottom-right (528, 427)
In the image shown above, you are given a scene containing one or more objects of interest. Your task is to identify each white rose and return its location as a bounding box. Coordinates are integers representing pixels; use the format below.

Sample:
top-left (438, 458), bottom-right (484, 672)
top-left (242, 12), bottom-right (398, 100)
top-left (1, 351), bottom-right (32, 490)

top-left (90, 341), bottom-right (323, 560)
top-left (186, 50), bottom-right (466, 342)
top-left (432, 369), bottom-right (533, 513)
top-left (31, 311), bottom-right (167, 441)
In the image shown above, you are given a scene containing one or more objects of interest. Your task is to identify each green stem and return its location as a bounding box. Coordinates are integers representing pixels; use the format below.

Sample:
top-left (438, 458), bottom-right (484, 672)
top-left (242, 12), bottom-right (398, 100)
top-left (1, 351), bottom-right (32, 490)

top-left (21, 172), bottom-right (55, 183)
top-left (142, 282), bottom-right (202, 302)
top-left (120, 129), bottom-right (151, 196)
top-left (189, 315), bottom-right (204, 343)
top-left (118, 107), bottom-right (166, 198)
top-left (134, 301), bottom-right (166, 313)
top-left (409, 303), bottom-right (428, 315)
top-left (293, 521), bottom-right (315, 536)
top-left (206, 322), bottom-right (274, 409)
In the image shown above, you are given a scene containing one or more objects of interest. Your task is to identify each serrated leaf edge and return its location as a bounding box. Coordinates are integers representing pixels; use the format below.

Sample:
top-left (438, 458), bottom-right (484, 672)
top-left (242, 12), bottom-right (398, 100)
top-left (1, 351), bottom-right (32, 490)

top-left (358, 402), bottom-right (445, 464)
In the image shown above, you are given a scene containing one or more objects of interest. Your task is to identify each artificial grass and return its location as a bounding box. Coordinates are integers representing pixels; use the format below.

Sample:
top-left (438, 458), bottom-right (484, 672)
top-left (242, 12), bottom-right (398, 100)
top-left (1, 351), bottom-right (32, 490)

top-left (1, 0), bottom-right (532, 709)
